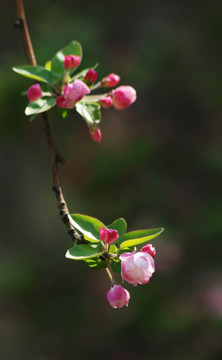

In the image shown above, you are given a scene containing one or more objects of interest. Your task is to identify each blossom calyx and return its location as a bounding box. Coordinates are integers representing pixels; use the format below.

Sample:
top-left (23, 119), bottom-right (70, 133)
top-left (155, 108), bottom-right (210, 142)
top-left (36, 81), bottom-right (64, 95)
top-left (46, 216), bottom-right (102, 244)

top-left (111, 85), bottom-right (136, 110)
top-left (100, 227), bottom-right (119, 244)
top-left (107, 284), bottom-right (130, 309)
top-left (27, 84), bottom-right (42, 102)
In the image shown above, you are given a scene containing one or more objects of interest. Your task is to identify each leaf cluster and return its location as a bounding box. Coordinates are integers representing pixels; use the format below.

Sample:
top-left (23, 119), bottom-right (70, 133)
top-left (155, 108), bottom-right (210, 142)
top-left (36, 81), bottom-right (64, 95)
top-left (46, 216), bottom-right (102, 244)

top-left (65, 213), bottom-right (164, 273)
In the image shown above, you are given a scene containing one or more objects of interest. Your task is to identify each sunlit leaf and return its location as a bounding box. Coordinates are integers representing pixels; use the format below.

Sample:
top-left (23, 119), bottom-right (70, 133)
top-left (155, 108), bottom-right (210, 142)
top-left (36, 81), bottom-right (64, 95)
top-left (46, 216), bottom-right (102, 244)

top-left (120, 228), bottom-right (164, 249)
top-left (75, 102), bottom-right (101, 125)
top-left (45, 61), bottom-right (51, 71)
top-left (25, 98), bottom-right (56, 115)
top-left (66, 243), bottom-right (103, 260)
top-left (69, 214), bottom-right (106, 242)
top-left (84, 257), bottom-right (107, 270)
top-left (13, 66), bottom-right (52, 83)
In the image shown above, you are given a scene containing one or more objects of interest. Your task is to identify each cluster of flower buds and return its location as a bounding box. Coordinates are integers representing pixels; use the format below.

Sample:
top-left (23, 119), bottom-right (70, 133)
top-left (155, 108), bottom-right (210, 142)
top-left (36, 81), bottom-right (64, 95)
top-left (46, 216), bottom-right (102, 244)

top-left (26, 53), bottom-right (137, 142)
top-left (99, 227), bottom-right (156, 309)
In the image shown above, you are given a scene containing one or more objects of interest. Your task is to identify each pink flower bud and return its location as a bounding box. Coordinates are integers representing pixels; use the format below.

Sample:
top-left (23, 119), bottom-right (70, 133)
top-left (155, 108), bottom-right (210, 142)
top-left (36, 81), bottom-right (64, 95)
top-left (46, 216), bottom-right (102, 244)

top-left (112, 85), bottom-right (136, 110)
top-left (102, 73), bottom-right (120, 87)
top-left (27, 84), bottom-right (42, 102)
top-left (56, 79), bottom-right (90, 109)
top-left (64, 55), bottom-right (81, 69)
top-left (107, 284), bottom-right (130, 309)
top-left (119, 249), bottom-right (155, 286)
top-left (141, 244), bottom-right (156, 258)
top-left (100, 96), bottom-right (113, 109)
top-left (56, 95), bottom-right (66, 108)
top-left (84, 69), bottom-right (97, 84)
top-left (90, 128), bottom-right (102, 142)
top-left (100, 226), bottom-right (119, 244)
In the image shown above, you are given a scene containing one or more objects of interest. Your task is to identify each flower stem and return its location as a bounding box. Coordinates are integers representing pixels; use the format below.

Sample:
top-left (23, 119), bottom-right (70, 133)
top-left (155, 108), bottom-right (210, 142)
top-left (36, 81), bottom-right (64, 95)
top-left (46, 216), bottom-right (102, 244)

top-left (105, 266), bottom-right (116, 285)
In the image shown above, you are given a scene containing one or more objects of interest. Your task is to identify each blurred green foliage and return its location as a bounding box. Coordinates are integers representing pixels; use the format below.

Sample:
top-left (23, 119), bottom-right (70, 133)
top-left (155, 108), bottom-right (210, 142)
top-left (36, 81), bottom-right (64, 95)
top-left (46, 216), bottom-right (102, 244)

top-left (1, 1), bottom-right (222, 359)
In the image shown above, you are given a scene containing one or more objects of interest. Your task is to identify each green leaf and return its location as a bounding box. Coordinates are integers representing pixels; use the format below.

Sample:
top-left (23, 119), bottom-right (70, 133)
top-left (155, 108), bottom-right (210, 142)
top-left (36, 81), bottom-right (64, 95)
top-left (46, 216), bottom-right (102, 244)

top-left (51, 40), bottom-right (82, 84)
top-left (25, 98), bottom-right (56, 116)
top-left (120, 228), bottom-right (164, 249)
top-left (111, 259), bottom-right (121, 273)
top-left (108, 218), bottom-right (127, 242)
top-left (66, 243), bottom-right (103, 260)
top-left (69, 214), bottom-right (106, 242)
top-left (57, 108), bottom-right (70, 118)
top-left (13, 66), bottom-right (52, 83)
top-left (75, 103), bottom-right (101, 125)
top-left (84, 257), bottom-right (107, 270)
top-left (45, 61), bottom-right (51, 71)
top-left (109, 244), bottom-right (118, 253)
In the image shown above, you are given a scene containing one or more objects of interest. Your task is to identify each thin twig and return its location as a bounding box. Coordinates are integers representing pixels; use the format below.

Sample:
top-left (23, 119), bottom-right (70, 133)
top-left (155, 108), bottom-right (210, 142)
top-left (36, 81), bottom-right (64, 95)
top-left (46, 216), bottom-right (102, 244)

top-left (15, 0), bottom-right (83, 243)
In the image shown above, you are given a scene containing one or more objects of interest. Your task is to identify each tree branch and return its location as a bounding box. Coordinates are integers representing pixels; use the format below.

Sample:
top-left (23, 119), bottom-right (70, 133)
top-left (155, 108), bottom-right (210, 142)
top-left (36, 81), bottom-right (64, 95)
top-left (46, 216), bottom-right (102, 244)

top-left (15, 0), bottom-right (83, 243)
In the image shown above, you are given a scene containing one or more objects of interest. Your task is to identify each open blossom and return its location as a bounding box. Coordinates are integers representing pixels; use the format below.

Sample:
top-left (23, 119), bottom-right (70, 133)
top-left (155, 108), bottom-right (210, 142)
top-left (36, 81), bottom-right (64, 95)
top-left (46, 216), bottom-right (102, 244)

top-left (100, 227), bottom-right (119, 244)
top-left (111, 85), bottom-right (136, 110)
top-left (90, 128), bottom-right (102, 142)
top-left (64, 55), bottom-right (81, 69)
top-left (100, 96), bottom-right (113, 109)
top-left (84, 69), bottom-right (97, 84)
top-left (56, 79), bottom-right (90, 109)
top-left (107, 285), bottom-right (130, 309)
top-left (120, 248), bottom-right (155, 286)
top-left (141, 244), bottom-right (156, 258)
top-left (27, 84), bottom-right (42, 102)
top-left (102, 73), bottom-right (120, 87)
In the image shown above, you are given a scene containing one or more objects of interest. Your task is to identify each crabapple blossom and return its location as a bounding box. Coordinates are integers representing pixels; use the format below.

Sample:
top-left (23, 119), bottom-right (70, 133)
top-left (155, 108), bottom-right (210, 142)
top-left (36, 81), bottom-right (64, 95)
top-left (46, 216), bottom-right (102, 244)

top-left (107, 284), bottom-right (130, 309)
top-left (141, 244), bottom-right (156, 258)
top-left (100, 226), bottom-right (119, 244)
top-left (100, 96), bottom-right (113, 109)
top-left (119, 248), bottom-right (155, 286)
top-left (64, 55), bottom-right (81, 69)
top-left (84, 69), bottom-right (97, 84)
top-left (27, 84), bottom-right (42, 102)
top-left (102, 73), bottom-right (120, 87)
top-left (56, 79), bottom-right (90, 109)
top-left (90, 128), bottom-right (102, 142)
top-left (112, 85), bottom-right (136, 110)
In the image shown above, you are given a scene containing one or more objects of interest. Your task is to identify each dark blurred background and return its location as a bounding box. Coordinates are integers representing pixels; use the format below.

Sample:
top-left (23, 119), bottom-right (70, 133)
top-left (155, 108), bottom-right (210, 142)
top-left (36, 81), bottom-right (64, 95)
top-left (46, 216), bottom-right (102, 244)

top-left (1, 1), bottom-right (222, 359)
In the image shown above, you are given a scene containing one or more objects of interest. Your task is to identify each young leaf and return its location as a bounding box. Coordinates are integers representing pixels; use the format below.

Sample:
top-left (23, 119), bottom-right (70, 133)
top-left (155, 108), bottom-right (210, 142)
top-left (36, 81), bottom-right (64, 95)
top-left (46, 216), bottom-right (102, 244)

top-left (75, 103), bottom-right (101, 125)
top-left (57, 108), bottom-right (70, 119)
top-left (25, 98), bottom-right (56, 116)
top-left (66, 243), bottom-right (104, 260)
top-left (109, 244), bottom-right (118, 253)
top-left (119, 228), bottom-right (164, 249)
top-left (69, 214), bottom-right (106, 242)
top-left (51, 40), bottom-right (82, 84)
top-left (107, 218), bottom-right (127, 242)
top-left (84, 257), bottom-right (107, 270)
top-left (13, 66), bottom-right (52, 83)
top-left (45, 61), bottom-right (52, 71)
